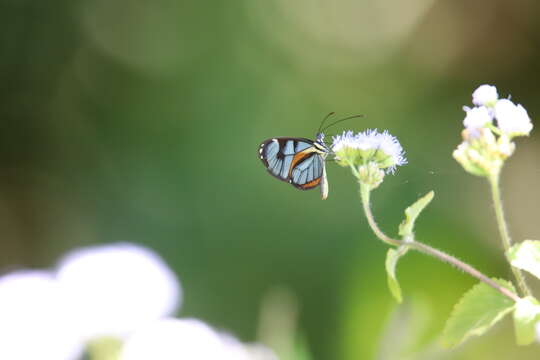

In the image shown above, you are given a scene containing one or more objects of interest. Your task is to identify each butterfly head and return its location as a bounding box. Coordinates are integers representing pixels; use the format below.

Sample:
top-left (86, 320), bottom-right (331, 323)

top-left (314, 133), bottom-right (330, 154)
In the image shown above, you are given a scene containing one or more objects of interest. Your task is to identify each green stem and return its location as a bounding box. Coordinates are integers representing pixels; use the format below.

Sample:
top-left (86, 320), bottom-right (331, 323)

top-left (349, 163), bottom-right (360, 179)
top-left (359, 183), bottom-right (520, 303)
top-left (360, 184), bottom-right (400, 247)
top-left (489, 173), bottom-right (531, 297)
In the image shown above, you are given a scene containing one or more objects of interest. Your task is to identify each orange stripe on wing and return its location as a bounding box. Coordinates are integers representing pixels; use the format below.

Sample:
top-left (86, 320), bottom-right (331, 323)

top-left (299, 177), bottom-right (321, 190)
top-left (288, 148), bottom-right (317, 177)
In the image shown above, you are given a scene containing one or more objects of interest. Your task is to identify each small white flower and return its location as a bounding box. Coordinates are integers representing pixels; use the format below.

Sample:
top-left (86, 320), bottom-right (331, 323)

top-left (494, 99), bottom-right (533, 137)
top-left (472, 84), bottom-right (498, 107)
top-left (56, 243), bottom-right (181, 340)
top-left (331, 129), bottom-right (406, 173)
top-left (463, 106), bottom-right (492, 130)
top-left (0, 270), bottom-right (84, 360)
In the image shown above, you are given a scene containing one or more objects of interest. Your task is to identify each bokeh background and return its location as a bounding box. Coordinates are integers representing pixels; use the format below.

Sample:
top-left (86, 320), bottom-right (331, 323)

top-left (2, 0), bottom-right (540, 359)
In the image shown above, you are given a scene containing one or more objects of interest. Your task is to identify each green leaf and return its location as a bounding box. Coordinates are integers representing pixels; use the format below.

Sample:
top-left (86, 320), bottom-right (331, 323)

top-left (385, 247), bottom-right (408, 303)
top-left (513, 296), bottom-right (540, 345)
top-left (442, 279), bottom-right (516, 347)
top-left (398, 191), bottom-right (434, 238)
top-left (507, 240), bottom-right (540, 280)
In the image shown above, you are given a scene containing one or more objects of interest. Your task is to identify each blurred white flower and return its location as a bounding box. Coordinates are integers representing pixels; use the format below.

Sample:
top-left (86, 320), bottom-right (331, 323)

top-left (0, 270), bottom-right (84, 360)
top-left (56, 243), bottom-right (181, 340)
top-left (472, 84), bottom-right (498, 107)
top-left (455, 86), bottom-right (532, 177)
top-left (120, 318), bottom-right (274, 360)
top-left (494, 99), bottom-right (533, 137)
top-left (463, 106), bottom-right (492, 130)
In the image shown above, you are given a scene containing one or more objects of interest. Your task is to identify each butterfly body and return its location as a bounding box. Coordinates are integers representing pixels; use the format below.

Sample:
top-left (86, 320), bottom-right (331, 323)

top-left (258, 133), bottom-right (330, 199)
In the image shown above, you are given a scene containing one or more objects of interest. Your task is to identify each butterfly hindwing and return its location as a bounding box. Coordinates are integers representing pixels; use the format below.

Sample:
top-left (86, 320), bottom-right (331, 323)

top-left (290, 151), bottom-right (323, 190)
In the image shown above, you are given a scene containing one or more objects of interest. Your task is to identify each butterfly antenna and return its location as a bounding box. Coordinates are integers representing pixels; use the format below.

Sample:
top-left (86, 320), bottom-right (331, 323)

top-left (322, 133), bottom-right (337, 143)
top-left (317, 112), bottom-right (336, 134)
top-left (321, 114), bottom-right (364, 132)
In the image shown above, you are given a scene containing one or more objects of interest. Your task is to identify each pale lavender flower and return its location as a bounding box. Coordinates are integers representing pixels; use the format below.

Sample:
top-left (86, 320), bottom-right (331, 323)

top-left (463, 106), bottom-right (492, 130)
top-left (472, 84), bottom-right (498, 107)
top-left (494, 99), bottom-right (533, 137)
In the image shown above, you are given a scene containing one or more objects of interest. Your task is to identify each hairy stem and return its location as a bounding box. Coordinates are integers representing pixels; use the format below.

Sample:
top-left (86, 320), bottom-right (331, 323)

top-left (408, 241), bottom-right (520, 302)
top-left (360, 184), bottom-right (401, 247)
top-left (360, 183), bottom-right (520, 303)
top-left (489, 173), bottom-right (531, 297)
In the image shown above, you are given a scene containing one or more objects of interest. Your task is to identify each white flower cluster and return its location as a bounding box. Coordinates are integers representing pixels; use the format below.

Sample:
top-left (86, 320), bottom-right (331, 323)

top-left (464, 84), bottom-right (533, 137)
top-left (331, 129), bottom-right (407, 190)
top-left (331, 129), bottom-right (407, 174)
top-left (454, 84), bottom-right (533, 177)
top-left (0, 243), bottom-right (276, 360)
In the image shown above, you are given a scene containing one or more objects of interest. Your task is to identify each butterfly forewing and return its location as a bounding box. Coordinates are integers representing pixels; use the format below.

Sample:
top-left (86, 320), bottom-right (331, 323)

top-left (258, 138), bottom-right (313, 180)
top-left (258, 137), bottom-right (329, 199)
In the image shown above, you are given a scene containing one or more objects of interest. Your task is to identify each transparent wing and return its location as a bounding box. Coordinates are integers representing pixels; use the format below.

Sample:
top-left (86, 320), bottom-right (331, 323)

top-left (258, 138), bottom-right (314, 182)
top-left (290, 153), bottom-right (324, 190)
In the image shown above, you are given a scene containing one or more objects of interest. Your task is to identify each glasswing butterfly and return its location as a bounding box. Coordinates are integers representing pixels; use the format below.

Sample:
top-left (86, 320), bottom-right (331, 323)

top-left (258, 113), bottom-right (362, 199)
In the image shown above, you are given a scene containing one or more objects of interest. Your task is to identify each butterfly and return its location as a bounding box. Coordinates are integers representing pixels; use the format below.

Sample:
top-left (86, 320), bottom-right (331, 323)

top-left (258, 134), bottom-right (331, 199)
top-left (258, 113), bottom-right (362, 200)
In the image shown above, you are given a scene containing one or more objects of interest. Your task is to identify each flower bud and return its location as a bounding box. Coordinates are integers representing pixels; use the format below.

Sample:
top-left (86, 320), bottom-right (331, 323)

top-left (357, 162), bottom-right (385, 190)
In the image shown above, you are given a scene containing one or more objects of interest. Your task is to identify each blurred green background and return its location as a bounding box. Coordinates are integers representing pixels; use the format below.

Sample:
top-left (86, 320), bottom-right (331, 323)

top-left (2, 0), bottom-right (540, 359)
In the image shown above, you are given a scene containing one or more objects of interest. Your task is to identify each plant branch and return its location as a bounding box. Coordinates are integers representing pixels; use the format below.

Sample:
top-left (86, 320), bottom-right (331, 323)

top-left (360, 184), bottom-right (401, 247)
top-left (359, 184), bottom-right (521, 303)
top-left (489, 173), bottom-right (531, 297)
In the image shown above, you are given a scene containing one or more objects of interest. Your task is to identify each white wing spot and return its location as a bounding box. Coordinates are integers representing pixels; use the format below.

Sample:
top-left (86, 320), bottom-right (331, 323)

top-left (272, 138), bottom-right (278, 142)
